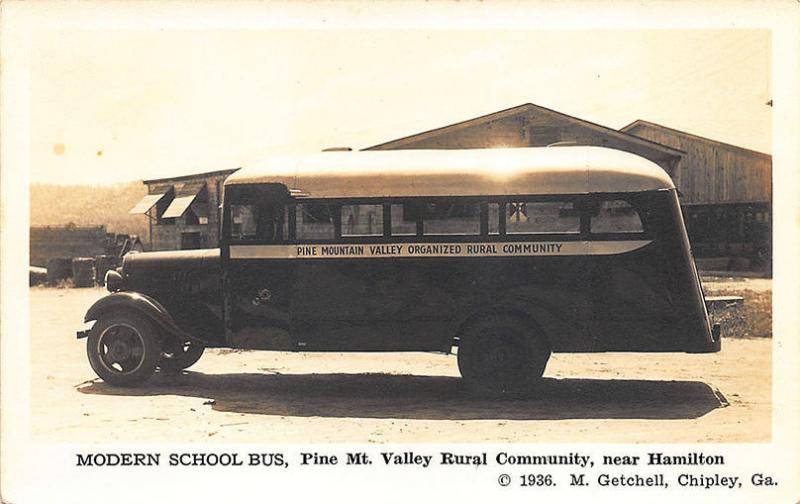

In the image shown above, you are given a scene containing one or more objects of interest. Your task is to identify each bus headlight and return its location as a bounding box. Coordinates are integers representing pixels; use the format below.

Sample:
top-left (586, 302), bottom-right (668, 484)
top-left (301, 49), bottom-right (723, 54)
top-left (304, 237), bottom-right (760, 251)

top-left (105, 269), bottom-right (124, 292)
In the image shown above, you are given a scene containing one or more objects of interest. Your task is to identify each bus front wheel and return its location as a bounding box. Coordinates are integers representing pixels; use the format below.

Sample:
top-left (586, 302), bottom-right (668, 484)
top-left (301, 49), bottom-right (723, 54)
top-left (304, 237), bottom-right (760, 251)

top-left (457, 316), bottom-right (550, 395)
top-left (86, 312), bottom-right (162, 387)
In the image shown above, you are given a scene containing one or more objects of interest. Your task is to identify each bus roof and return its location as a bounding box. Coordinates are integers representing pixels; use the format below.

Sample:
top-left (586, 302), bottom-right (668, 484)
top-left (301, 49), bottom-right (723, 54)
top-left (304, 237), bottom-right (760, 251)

top-left (224, 146), bottom-right (675, 198)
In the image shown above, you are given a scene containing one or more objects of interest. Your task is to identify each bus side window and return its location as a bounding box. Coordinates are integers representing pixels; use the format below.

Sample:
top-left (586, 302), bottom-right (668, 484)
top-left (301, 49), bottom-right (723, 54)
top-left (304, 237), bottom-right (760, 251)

top-left (230, 204), bottom-right (258, 240)
top-left (591, 200), bottom-right (644, 234)
top-left (230, 204), bottom-right (287, 242)
top-left (422, 200), bottom-right (480, 236)
top-left (391, 203), bottom-right (418, 236)
top-left (342, 204), bottom-right (383, 237)
top-left (296, 203), bottom-right (337, 240)
top-left (488, 203), bottom-right (500, 235)
top-left (506, 201), bottom-right (580, 234)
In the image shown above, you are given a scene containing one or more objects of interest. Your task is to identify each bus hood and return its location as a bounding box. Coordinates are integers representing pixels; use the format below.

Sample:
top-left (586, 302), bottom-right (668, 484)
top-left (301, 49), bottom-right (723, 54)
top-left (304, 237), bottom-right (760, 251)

top-left (122, 248), bottom-right (221, 273)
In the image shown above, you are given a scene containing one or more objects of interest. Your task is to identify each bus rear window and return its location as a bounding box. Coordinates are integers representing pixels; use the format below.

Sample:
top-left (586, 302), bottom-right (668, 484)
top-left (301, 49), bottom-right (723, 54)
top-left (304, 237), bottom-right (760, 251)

top-left (506, 201), bottom-right (580, 234)
top-left (591, 200), bottom-right (644, 234)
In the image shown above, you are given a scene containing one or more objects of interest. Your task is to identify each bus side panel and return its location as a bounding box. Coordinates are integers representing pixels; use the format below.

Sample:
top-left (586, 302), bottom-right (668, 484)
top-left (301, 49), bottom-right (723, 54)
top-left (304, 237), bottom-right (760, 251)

top-left (292, 259), bottom-right (451, 351)
top-left (456, 255), bottom-right (593, 353)
top-left (588, 245), bottom-right (686, 351)
top-left (291, 254), bottom-right (592, 352)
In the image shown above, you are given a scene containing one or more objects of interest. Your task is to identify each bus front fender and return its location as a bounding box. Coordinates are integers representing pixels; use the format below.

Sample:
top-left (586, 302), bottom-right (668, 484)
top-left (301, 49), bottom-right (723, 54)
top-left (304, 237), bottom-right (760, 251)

top-left (80, 291), bottom-right (185, 341)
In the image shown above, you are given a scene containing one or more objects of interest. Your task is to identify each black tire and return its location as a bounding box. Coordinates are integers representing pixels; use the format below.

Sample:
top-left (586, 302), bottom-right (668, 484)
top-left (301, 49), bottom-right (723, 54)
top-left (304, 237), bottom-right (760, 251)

top-left (87, 312), bottom-right (161, 387)
top-left (159, 340), bottom-right (205, 371)
top-left (457, 315), bottom-right (550, 395)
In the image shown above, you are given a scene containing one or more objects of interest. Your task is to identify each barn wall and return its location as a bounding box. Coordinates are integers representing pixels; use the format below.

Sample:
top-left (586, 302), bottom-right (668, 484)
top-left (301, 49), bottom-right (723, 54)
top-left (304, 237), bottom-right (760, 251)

top-left (382, 115), bottom-right (528, 149)
top-left (624, 123), bottom-right (772, 205)
top-left (369, 108), bottom-right (681, 174)
top-left (623, 122), bottom-right (772, 270)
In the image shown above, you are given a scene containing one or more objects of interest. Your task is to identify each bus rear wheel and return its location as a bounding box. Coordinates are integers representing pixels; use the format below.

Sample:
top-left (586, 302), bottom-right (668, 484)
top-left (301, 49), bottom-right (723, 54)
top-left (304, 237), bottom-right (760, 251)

top-left (159, 340), bottom-right (205, 371)
top-left (457, 316), bottom-right (550, 395)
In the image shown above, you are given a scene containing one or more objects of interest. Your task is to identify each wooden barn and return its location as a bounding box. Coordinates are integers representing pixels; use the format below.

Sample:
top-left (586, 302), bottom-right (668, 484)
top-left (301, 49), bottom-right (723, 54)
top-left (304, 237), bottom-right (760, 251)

top-left (366, 103), bottom-right (684, 173)
top-left (621, 120), bottom-right (772, 270)
top-left (130, 168), bottom-right (239, 251)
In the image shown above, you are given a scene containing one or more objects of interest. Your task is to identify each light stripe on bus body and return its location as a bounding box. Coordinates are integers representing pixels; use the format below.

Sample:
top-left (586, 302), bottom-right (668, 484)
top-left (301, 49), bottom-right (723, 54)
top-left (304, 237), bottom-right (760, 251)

top-left (229, 240), bottom-right (653, 259)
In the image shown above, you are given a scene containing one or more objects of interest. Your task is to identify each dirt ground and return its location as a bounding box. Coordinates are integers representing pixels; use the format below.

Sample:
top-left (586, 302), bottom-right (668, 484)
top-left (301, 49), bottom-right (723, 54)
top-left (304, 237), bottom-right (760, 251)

top-left (30, 284), bottom-right (771, 443)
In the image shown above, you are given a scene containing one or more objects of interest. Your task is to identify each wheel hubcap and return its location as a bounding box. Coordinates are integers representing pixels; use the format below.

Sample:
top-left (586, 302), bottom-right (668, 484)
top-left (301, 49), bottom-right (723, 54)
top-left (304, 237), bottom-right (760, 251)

top-left (108, 340), bottom-right (132, 362)
top-left (97, 323), bottom-right (145, 375)
top-left (482, 346), bottom-right (513, 372)
top-left (469, 331), bottom-right (530, 380)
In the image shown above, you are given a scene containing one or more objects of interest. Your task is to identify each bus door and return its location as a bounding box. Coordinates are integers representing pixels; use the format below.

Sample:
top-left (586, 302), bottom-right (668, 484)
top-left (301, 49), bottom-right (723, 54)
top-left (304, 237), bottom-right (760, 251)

top-left (223, 184), bottom-right (296, 350)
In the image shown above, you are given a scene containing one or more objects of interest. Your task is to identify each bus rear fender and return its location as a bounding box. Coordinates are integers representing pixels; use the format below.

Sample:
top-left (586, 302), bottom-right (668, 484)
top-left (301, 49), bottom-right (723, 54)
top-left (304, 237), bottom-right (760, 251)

top-left (451, 304), bottom-right (563, 352)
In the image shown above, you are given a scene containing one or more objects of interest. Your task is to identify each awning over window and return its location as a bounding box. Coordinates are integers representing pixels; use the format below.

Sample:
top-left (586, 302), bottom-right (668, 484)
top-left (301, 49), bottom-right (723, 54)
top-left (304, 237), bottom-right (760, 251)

top-left (161, 182), bottom-right (206, 219)
top-left (129, 188), bottom-right (172, 214)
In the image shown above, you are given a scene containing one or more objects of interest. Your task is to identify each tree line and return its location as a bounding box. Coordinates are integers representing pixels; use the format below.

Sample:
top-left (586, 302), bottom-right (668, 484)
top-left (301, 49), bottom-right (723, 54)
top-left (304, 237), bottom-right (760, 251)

top-left (30, 182), bottom-right (150, 244)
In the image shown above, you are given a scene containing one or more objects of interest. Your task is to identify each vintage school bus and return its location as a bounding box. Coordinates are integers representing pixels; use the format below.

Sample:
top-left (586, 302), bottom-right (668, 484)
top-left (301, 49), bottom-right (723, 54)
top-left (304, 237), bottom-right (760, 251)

top-left (78, 146), bottom-right (720, 390)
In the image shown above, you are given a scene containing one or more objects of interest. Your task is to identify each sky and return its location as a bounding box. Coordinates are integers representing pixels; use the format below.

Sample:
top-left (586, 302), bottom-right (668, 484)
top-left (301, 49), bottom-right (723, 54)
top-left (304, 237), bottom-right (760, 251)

top-left (30, 28), bottom-right (771, 185)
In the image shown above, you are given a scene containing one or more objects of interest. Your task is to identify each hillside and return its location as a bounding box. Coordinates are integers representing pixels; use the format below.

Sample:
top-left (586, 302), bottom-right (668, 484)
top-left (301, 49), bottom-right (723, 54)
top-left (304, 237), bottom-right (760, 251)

top-left (30, 182), bottom-right (150, 244)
